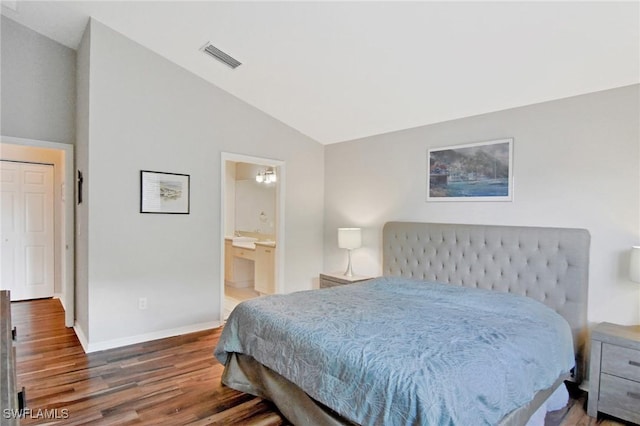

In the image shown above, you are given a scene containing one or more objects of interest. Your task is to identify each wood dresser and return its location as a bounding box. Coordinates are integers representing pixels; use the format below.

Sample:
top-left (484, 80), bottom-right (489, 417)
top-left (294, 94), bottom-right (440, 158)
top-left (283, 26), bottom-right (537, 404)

top-left (1, 290), bottom-right (22, 425)
top-left (587, 322), bottom-right (640, 424)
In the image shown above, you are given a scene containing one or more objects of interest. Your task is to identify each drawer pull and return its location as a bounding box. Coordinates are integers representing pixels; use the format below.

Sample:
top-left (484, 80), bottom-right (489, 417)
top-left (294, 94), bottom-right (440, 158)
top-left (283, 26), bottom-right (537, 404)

top-left (629, 360), bottom-right (640, 368)
top-left (628, 391), bottom-right (640, 400)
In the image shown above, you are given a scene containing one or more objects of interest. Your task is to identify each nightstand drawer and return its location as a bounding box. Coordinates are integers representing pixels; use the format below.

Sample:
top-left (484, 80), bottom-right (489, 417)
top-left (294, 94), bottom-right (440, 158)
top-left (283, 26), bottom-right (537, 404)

top-left (599, 374), bottom-right (640, 418)
top-left (319, 277), bottom-right (341, 288)
top-left (588, 322), bottom-right (640, 423)
top-left (319, 273), bottom-right (373, 289)
top-left (602, 343), bottom-right (640, 382)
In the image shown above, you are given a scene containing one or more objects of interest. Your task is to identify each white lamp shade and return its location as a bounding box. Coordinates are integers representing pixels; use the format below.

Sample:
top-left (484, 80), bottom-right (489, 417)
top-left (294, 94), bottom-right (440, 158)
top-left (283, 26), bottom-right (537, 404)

top-left (630, 246), bottom-right (640, 283)
top-left (338, 228), bottom-right (362, 249)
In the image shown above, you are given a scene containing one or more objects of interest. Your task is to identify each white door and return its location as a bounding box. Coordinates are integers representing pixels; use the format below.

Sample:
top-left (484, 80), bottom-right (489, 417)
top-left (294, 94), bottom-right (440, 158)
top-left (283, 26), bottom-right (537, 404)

top-left (1, 161), bottom-right (54, 300)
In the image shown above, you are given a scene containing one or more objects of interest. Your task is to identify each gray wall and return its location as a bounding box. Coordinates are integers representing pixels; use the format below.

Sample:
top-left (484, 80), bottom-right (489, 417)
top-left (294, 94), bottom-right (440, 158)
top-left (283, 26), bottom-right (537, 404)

top-left (324, 85), bottom-right (640, 326)
top-left (81, 20), bottom-right (324, 347)
top-left (0, 16), bottom-right (76, 144)
top-left (75, 22), bottom-right (91, 341)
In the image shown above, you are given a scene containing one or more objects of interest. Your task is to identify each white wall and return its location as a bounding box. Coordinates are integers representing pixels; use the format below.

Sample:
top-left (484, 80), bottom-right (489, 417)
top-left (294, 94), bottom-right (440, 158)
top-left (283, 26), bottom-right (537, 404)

top-left (81, 19), bottom-right (324, 347)
top-left (224, 161), bottom-right (236, 237)
top-left (235, 184), bottom-right (276, 235)
top-left (324, 85), bottom-right (640, 326)
top-left (234, 162), bottom-right (277, 235)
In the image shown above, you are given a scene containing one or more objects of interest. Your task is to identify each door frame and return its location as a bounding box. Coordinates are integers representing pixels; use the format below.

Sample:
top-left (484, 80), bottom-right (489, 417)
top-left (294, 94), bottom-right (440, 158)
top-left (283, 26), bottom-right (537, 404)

top-left (1, 136), bottom-right (75, 327)
top-left (220, 152), bottom-right (285, 323)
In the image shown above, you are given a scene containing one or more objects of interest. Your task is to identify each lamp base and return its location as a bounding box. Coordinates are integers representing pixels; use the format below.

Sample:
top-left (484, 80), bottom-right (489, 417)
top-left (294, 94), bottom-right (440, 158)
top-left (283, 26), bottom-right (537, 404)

top-left (343, 249), bottom-right (354, 277)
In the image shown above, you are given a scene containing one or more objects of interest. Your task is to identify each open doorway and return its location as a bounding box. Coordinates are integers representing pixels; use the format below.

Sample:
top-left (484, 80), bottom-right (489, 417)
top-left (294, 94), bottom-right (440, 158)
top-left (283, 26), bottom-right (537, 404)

top-left (0, 136), bottom-right (75, 327)
top-left (220, 153), bottom-right (285, 321)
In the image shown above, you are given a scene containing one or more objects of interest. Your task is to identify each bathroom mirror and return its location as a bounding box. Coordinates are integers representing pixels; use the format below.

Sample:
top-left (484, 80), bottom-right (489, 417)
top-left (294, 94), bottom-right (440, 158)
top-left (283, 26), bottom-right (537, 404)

top-left (234, 163), bottom-right (276, 235)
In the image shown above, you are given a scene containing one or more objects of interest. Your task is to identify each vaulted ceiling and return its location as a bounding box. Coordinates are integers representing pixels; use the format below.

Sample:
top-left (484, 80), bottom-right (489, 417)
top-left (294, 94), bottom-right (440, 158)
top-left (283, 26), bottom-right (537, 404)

top-left (3, 1), bottom-right (638, 144)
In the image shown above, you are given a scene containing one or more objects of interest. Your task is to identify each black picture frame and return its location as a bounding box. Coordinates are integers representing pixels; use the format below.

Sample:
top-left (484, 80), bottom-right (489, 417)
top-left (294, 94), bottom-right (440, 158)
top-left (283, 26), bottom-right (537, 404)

top-left (140, 170), bottom-right (190, 214)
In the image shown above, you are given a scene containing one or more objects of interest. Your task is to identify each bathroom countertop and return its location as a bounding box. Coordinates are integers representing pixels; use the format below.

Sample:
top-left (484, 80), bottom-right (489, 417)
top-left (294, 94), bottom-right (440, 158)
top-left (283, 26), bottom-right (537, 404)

top-left (255, 241), bottom-right (276, 248)
top-left (232, 242), bottom-right (256, 250)
top-left (225, 237), bottom-right (275, 249)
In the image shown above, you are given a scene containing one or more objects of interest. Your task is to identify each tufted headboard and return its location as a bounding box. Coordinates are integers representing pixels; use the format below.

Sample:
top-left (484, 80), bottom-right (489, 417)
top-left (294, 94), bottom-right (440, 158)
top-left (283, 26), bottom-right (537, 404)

top-left (382, 222), bottom-right (590, 381)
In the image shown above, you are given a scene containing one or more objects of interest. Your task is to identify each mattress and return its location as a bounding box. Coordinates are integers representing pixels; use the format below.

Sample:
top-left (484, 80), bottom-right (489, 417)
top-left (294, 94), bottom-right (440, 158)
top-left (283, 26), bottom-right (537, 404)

top-left (215, 277), bottom-right (575, 425)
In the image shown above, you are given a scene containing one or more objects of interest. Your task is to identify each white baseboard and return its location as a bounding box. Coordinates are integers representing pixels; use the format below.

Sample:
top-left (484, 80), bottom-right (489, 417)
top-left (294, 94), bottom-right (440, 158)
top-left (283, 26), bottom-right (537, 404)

top-left (75, 321), bottom-right (222, 354)
top-left (53, 293), bottom-right (65, 310)
top-left (73, 322), bottom-right (90, 353)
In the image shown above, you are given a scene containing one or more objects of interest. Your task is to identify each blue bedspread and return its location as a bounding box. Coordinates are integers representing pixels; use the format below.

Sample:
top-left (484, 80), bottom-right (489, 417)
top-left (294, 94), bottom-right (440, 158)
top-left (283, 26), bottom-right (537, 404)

top-left (214, 277), bottom-right (575, 425)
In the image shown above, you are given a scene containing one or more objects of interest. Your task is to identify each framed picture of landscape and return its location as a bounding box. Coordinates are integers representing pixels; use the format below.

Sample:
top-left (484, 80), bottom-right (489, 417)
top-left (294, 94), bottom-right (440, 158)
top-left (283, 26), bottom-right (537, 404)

top-left (427, 138), bottom-right (513, 202)
top-left (140, 170), bottom-right (190, 214)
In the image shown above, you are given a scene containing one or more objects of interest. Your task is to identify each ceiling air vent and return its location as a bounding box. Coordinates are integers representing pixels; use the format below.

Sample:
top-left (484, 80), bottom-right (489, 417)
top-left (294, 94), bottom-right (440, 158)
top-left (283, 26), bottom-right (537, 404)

top-left (201, 42), bottom-right (241, 69)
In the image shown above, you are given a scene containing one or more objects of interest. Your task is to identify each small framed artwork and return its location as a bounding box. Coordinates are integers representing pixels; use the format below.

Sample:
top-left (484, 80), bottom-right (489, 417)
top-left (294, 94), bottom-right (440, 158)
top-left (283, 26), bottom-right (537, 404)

top-left (140, 170), bottom-right (190, 214)
top-left (427, 138), bottom-right (513, 202)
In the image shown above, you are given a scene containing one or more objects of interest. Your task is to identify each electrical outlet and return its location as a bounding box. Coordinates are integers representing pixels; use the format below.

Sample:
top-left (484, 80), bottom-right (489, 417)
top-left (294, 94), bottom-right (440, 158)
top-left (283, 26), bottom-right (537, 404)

top-left (138, 297), bottom-right (147, 310)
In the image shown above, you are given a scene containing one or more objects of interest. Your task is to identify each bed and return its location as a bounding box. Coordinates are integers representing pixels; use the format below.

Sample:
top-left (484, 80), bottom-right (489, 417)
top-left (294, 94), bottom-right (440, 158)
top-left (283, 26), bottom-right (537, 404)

top-left (215, 222), bottom-right (590, 425)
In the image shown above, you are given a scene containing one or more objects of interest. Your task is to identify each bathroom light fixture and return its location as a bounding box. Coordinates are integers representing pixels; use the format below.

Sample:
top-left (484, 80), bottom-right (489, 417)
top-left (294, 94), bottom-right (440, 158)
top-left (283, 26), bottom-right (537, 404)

top-left (256, 169), bottom-right (277, 184)
top-left (630, 246), bottom-right (640, 282)
top-left (338, 228), bottom-right (362, 277)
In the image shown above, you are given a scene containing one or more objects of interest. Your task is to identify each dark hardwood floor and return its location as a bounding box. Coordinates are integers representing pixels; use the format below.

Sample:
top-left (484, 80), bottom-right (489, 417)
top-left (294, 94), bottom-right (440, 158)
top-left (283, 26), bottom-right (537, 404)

top-left (8, 298), bottom-right (632, 425)
top-left (11, 298), bottom-right (288, 425)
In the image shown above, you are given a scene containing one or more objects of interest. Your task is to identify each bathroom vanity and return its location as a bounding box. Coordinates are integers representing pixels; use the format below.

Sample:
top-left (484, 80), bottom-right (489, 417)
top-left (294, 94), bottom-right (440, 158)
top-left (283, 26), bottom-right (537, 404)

top-left (254, 242), bottom-right (276, 294)
top-left (225, 237), bottom-right (276, 295)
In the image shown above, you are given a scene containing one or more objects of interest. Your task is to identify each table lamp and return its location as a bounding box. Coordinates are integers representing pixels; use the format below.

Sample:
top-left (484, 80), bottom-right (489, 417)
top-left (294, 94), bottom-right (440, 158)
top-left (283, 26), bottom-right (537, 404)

top-left (338, 228), bottom-right (361, 277)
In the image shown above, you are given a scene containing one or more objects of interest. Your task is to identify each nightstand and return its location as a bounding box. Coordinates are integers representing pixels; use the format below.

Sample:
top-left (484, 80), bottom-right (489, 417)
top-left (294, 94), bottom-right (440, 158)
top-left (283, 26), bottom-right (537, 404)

top-left (319, 272), bottom-right (372, 289)
top-left (588, 322), bottom-right (640, 424)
